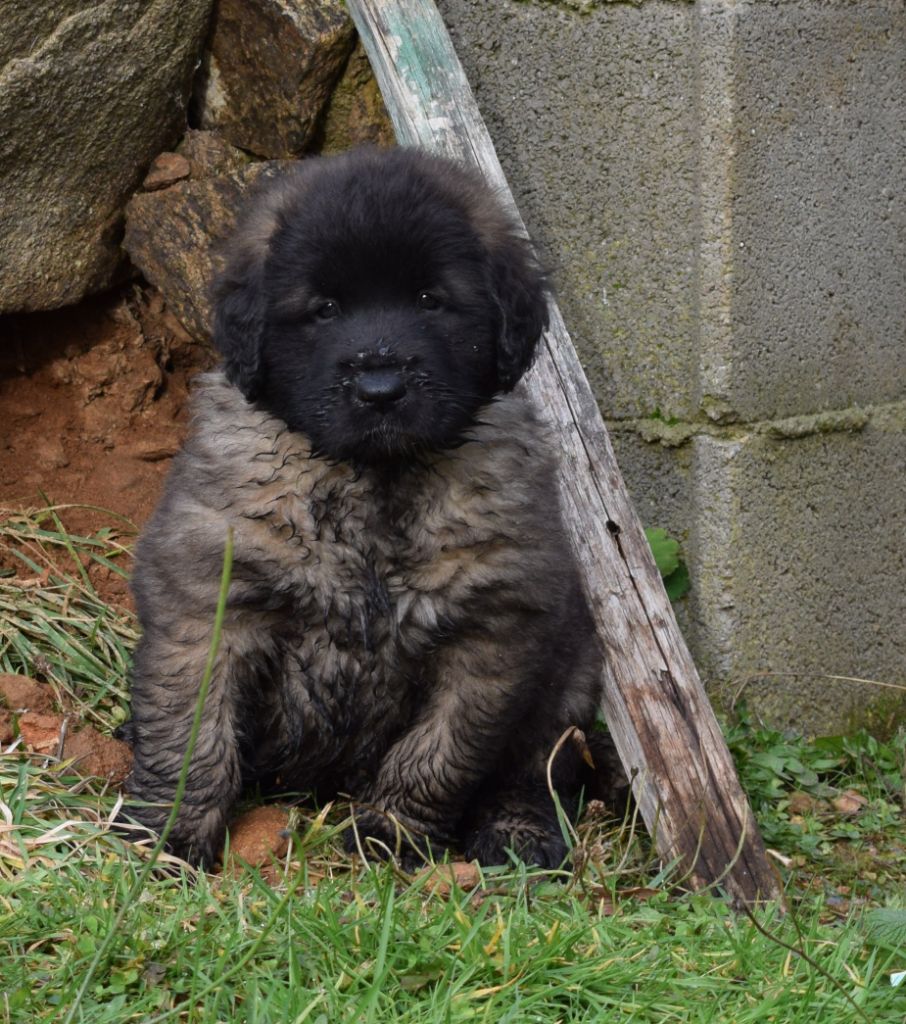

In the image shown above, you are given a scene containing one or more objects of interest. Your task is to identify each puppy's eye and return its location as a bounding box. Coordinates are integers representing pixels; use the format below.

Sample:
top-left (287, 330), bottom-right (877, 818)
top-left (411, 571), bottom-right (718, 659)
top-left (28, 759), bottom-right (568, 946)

top-left (315, 300), bottom-right (341, 321)
top-left (417, 291), bottom-right (441, 311)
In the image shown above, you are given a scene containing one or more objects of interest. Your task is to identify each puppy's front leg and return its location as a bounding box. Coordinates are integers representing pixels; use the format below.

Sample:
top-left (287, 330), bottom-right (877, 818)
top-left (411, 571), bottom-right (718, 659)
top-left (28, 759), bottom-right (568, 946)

top-left (125, 623), bottom-right (244, 867)
top-left (347, 636), bottom-right (519, 867)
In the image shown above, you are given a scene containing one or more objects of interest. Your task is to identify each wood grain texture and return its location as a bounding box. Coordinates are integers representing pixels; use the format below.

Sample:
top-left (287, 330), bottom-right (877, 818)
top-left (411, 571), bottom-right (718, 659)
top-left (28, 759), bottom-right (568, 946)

top-left (347, 0), bottom-right (780, 904)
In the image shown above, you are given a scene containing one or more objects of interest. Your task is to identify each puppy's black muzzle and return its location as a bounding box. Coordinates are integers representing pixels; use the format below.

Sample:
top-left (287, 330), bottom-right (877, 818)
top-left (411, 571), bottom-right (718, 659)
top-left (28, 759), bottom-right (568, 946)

top-left (355, 368), bottom-right (407, 407)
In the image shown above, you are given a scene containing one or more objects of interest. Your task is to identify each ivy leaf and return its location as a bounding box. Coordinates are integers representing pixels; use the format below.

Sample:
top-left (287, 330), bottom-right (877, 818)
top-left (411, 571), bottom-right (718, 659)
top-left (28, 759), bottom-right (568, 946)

top-left (645, 527), bottom-right (680, 578)
top-left (645, 528), bottom-right (690, 600)
top-left (663, 563), bottom-right (691, 601)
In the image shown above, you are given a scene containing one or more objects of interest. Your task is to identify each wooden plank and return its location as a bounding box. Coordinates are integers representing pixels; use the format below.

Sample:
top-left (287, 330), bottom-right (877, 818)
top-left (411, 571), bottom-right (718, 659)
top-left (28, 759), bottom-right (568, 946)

top-left (347, 0), bottom-right (780, 905)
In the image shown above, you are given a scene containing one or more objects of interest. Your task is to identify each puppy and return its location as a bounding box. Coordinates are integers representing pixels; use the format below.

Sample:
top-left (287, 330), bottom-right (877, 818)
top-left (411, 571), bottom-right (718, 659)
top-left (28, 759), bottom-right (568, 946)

top-left (125, 147), bottom-right (604, 868)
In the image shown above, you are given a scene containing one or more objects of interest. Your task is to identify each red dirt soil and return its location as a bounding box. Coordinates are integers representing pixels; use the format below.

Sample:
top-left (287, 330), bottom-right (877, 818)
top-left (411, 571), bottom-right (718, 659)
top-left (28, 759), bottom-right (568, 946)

top-left (0, 285), bottom-right (216, 604)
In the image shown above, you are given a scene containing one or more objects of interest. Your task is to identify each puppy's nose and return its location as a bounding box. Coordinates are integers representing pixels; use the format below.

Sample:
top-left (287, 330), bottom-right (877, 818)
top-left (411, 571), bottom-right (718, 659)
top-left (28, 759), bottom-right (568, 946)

top-left (355, 369), bottom-right (406, 406)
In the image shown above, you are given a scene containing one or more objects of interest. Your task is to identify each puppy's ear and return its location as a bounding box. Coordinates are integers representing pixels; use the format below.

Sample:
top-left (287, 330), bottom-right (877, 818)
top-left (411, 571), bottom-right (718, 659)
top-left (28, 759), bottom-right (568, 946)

top-left (212, 171), bottom-right (300, 399)
top-left (490, 233), bottom-right (550, 392)
top-left (212, 239), bottom-right (268, 401)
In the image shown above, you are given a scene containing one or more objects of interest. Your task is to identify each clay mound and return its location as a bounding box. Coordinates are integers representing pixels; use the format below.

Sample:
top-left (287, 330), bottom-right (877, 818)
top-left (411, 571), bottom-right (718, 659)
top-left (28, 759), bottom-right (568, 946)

top-left (13, 708), bottom-right (133, 785)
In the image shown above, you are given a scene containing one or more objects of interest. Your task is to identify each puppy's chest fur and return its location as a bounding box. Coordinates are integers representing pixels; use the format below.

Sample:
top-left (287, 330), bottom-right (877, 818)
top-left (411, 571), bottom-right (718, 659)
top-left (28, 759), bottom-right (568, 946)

top-left (175, 374), bottom-right (559, 782)
top-left (244, 467), bottom-right (464, 656)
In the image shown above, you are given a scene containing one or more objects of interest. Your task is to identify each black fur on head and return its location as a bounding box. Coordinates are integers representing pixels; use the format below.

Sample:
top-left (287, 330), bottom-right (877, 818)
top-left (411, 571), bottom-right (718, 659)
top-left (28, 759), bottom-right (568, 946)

top-left (212, 147), bottom-right (549, 463)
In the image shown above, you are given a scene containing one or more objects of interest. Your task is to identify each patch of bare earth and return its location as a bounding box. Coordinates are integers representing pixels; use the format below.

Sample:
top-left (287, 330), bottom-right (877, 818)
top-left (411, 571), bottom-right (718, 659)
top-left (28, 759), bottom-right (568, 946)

top-left (0, 285), bottom-right (215, 605)
top-left (0, 674), bottom-right (133, 783)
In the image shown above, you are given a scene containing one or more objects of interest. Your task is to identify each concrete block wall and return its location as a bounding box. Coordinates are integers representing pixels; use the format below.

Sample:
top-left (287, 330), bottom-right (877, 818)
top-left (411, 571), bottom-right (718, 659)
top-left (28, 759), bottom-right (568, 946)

top-left (438, 0), bottom-right (906, 733)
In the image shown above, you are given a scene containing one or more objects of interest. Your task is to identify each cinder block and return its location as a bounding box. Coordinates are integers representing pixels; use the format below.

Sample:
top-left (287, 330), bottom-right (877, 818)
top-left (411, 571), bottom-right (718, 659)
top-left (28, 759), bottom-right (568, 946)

top-left (607, 423), bottom-right (701, 646)
top-left (439, 0), bottom-right (906, 423)
top-left (723, 1), bottom-right (906, 420)
top-left (677, 414), bottom-right (904, 733)
top-left (607, 424), bottom-right (694, 537)
top-left (614, 410), bottom-right (906, 732)
top-left (439, 0), bottom-right (704, 420)
top-left (439, 0), bottom-right (906, 731)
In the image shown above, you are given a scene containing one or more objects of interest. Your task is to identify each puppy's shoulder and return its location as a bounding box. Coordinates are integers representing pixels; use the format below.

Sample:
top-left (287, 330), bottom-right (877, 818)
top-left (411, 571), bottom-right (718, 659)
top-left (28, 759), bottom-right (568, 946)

top-left (458, 390), bottom-right (558, 489)
top-left (170, 372), bottom-right (315, 497)
top-left (158, 371), bottom-right (370, 539)
top-left (417, 390), bottom-right (562, 547)
top-left (186, 371), bottom-right (296, 463)
top-left (141, 373), bottom-right (302, 539)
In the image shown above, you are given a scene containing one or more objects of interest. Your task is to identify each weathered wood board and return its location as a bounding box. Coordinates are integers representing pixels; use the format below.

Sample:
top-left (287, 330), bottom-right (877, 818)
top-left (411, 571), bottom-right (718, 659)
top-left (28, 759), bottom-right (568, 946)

top-left (347, 0), bottom-right (781, 905)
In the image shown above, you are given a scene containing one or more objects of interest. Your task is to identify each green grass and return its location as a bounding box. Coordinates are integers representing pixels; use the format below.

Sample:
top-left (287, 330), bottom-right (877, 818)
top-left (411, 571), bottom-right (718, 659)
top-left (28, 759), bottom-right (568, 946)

top-left (1, 507), bottom-right (905, 1023)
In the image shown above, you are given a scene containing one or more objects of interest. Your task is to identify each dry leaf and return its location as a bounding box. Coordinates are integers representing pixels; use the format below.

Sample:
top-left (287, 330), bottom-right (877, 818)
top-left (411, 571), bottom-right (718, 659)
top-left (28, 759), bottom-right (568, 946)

top-left (832, 789), bottom-right (868, 816)
top-left (585, 884), bottom-right (661, 914)
top-left (788, 790), bottom-right (822, 816)
top-left (416, 861), bottom-right (481, 896)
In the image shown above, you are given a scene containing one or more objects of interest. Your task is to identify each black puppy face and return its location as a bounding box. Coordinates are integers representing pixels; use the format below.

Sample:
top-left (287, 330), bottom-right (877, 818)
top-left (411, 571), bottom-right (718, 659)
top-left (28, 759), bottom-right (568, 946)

top-left (214, 148), bottom-right (549, 463)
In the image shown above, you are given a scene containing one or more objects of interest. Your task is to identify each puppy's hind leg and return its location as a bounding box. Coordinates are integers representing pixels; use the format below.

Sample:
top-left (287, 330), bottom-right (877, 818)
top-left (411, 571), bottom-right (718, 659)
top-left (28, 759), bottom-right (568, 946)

top-left (124, 627), bottom-right (244, 867)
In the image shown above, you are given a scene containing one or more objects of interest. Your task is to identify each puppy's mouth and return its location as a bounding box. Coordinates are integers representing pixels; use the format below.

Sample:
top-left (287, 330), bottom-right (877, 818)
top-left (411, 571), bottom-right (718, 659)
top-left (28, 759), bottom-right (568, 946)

top-left (354, 399), bottom-right (436, 460)
top-left (302, 374), bottom-right (419, 463)
top-left (358, 417), bottom-right (418, 458)
top-left (304, 366), bottom-right (484, 465)
top-left (313, 423), bottom-right (425, 467)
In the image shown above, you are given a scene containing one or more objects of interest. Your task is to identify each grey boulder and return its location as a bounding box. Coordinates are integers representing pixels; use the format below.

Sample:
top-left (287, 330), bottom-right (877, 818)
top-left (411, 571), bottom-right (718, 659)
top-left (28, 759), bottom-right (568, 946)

top-left (0, 0), bottom-right (213, 313)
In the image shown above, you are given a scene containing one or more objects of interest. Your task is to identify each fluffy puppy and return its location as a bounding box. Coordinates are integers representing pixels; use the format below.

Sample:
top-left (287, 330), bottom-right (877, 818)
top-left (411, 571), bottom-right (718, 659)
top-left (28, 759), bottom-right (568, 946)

top-left (125, 147), bottom-right (604, 868)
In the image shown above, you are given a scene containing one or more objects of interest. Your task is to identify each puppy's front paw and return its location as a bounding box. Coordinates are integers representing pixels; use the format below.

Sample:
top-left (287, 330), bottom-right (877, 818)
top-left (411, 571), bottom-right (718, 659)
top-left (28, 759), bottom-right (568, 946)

top-left (117, 801), bottom-right (226, 870)
top-left (344, 807), bottom-right (440, 872)
top-left (463, 818), bottom-right (568, 870)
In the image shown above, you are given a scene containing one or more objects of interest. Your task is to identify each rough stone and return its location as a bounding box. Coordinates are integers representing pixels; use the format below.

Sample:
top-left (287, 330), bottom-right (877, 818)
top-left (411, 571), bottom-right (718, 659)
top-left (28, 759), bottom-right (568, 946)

top-left (123, 162), bottom-right (287, 342)
top-left (142, 153), bottom-right (192, 192)
top-left (17, 712), bottom-right (64, 755)
top-left (0, 0), bottom-right (214, 313)
top-left (0, 674), bottom-right (55, 714)
top-left (192, 0), bottom-right (355, 158)
top-left (177, 129), bottom-right (251, 179)
top-left (318, 41), bottom-right (395, 154)
top-left (225, 805), bottom-right (292, 867)
top-left (63, 726), bottom-right (133, 783)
